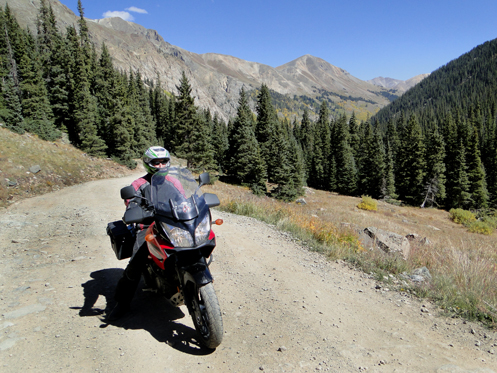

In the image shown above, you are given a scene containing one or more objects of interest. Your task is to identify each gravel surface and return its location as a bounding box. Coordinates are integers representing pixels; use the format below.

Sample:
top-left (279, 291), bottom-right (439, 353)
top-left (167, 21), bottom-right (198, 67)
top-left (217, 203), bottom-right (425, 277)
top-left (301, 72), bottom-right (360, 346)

top-left (1, 173), bottom-right (496, 372)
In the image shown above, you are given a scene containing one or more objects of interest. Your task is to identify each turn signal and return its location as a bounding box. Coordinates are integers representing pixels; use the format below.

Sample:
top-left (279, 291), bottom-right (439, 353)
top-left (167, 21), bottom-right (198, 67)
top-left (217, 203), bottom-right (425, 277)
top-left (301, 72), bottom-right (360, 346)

top-left (145, 234), bottom-right (156, 242)
top-left (214, 219), bottom-right (223, 225)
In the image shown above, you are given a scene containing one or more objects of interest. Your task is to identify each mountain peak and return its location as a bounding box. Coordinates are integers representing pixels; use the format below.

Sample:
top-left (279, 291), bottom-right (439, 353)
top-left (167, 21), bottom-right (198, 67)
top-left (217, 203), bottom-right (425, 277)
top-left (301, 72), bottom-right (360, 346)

top-left (368, 74), bottom-right (429, 93)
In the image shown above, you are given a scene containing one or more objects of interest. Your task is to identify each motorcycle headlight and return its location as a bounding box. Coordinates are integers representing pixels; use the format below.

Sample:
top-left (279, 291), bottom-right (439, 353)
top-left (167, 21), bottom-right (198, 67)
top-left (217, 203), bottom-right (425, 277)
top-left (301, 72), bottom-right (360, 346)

top-left (195, 214), bottom-right (211, 246)
top-left (160, 222), bottom-right (194, 248)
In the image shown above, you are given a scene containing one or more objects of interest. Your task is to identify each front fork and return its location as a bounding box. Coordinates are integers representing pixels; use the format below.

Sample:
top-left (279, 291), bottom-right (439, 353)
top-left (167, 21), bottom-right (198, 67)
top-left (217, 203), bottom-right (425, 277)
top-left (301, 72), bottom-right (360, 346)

top-left (179, 256), bottom-right (213, 315)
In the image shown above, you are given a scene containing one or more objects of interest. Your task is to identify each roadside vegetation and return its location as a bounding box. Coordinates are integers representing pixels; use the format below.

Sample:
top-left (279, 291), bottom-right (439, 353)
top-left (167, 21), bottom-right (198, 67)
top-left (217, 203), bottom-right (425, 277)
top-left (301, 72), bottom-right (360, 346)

top-left (203, 181), bottom-right (497, 328)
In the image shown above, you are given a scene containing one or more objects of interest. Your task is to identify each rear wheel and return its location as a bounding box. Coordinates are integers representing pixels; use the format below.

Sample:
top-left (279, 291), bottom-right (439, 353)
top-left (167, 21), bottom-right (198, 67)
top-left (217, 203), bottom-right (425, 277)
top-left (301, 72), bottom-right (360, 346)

top-left (189, 282), bottom-right (223, 349)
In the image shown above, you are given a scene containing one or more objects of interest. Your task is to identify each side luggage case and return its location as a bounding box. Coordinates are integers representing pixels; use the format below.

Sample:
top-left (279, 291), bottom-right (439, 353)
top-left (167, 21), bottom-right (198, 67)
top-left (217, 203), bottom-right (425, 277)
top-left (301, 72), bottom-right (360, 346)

top-left (106, 220), bottom-right (135, 260)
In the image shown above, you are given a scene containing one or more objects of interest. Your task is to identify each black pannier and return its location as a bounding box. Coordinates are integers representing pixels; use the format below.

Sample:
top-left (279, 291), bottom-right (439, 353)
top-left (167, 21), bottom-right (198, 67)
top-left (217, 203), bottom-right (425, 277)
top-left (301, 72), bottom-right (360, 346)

top-left (106, 220), bottom-right (135, 260)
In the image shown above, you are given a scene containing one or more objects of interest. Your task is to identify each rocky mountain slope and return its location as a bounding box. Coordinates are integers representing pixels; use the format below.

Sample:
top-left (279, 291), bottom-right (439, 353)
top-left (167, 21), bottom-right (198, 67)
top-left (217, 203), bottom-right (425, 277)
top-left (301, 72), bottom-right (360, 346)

top-left (4, 0), bottom-right (426, 121)
top-left (368, 74), bottom-right (430, 93)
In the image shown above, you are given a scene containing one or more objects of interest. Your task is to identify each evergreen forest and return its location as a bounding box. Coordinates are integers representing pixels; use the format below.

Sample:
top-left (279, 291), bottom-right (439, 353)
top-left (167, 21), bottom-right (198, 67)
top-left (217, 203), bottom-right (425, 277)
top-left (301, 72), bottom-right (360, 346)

top-left (1, 1), bottom-right (497, 210)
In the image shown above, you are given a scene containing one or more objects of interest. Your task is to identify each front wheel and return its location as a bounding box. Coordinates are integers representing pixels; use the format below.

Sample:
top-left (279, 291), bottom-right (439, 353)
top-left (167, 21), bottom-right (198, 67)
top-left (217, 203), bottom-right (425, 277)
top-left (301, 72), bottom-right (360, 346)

top-left (189, 282), bottom-right (223, 349)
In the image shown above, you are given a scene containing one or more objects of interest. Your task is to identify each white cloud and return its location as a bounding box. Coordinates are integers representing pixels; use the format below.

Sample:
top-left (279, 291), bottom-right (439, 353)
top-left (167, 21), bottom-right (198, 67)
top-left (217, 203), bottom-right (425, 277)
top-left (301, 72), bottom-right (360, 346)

top-left (125, 6), bottom-right (148, 14)
top-left (102, 11), bottom-right (134, 21)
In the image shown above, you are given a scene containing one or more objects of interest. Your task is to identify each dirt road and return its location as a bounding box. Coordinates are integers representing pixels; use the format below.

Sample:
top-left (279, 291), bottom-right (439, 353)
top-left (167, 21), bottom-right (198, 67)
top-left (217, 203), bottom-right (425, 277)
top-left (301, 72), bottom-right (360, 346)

top-left (1, 172), bottom-right (496, 372)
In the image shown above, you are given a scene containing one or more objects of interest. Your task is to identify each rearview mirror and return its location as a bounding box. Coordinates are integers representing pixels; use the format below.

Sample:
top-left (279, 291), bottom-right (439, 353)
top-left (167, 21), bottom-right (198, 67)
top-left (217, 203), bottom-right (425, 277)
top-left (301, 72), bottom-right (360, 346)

top-left (120, 185), bottom-right (136, 200)
top-left (198, 172), bottom-right (211, 187)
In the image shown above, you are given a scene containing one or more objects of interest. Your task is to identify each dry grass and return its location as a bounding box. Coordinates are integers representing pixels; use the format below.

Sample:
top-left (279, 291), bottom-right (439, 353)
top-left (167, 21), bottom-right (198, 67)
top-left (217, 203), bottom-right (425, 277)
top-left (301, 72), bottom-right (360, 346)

top-left (0, 127), bottom-right (136, 208)
top-left (204, 179), bottom-right (497, 327)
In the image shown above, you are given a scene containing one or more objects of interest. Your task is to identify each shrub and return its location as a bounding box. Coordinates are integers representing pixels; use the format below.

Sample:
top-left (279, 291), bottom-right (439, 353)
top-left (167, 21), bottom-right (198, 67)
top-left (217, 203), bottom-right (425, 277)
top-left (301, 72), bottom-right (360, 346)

top-left (468, 221), bottom-right (494, 235)
top-left (481, 215), bottom-right (497, 229)
top-left (357, 196), bottom-right (377, 211)
top-left (449, 208), bottom-right (476, 226)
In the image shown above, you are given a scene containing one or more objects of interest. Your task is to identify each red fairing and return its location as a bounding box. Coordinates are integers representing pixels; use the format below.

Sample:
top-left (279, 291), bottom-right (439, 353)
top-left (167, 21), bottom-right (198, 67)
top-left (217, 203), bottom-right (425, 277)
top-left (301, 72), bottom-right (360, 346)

top-left (145, 223), bottom-right (172, 270)
top-left (208, 230), bottom-right (215, 240)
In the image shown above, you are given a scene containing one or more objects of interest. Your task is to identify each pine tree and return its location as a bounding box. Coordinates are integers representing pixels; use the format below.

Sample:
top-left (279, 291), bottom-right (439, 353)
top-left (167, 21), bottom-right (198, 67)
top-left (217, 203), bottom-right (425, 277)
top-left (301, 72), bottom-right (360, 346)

top-left (422, 125), bottom-right (446, 207)
top-left (289, 133), bottom-right (306, 197)
top-left (298, 108), bottom-right (313, 182)
top-left (385, 117), bottom-right (400, 169)
top-left (396, 114), bottom-right (426, 205)
top-left (35, 0), bottom-right (72, 133)
top-left (164, 94), bottom-right (176, 151)
top-left (334, 114), bottom-right (357, 195)
top-left (270, 120), bottom-right (303, 201)
top-left (151, 74), bottom-right (171, 147)
top-left (228, 88), bottom-right (267, 195)
top-left (309, 101), bottom-right (331, 190)
top-left (357, 122), bottom-right (385, 198)
top-left (1, 72), bottom-right (24, 133)
top-left (383, 141), bottom-right (397, 199)
top-left (188, 112), bottom-right (216, 172)
top-left (36, 0), bottom-right (54, 74)
top-left (108, 99), bottom-right (136, 168)
top-left (443, 112), bottom-right (461, 209)
top-left (255, 84), bottom-right (276, 181)
top-left (94, 42), bottom-right (117, 146)
top-left (348, 112), bottom-right (360, 160)
top-left (64, 25), bottom-right (80, 143)
top-left (18, 39), bottom-right (59, 141)
top-left (77, 0), bottom-right (92, 77)
top-left (466, 125), bottom-right (488, 209)
top-left (487, 125), bottom-right (497, 207)
top-left (173, 71), bottom-right (197, 161)
top-left (3, 5), bottom-right (24, 72)
top-left (68, 24), bottom-right (106, 155)
top-left (129, 70), bottom-right (156, 154)
top-left (0, 8), bottom-right (24, 132)
top-left (451, 140), bottom-right (472, 208)
top-left (210, 112), bottom-right (229, 173)
top-left (46, 35), bottom-right (71, 132)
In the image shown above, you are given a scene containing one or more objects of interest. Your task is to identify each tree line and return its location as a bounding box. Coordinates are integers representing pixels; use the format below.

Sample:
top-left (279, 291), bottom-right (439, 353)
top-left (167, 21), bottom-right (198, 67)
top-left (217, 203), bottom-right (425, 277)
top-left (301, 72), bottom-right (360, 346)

top-left (293, 106), bottom-right (496, 210)
top-left (1, 1), bottom-right (496, 209)
top-left (370, 38), bottom-right (497, 210)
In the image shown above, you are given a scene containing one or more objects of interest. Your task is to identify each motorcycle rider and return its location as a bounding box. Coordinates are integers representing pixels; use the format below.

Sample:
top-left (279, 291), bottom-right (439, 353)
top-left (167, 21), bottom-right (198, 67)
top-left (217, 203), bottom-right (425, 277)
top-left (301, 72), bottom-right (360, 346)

top-left (107, 146), bottom-right (184, 321)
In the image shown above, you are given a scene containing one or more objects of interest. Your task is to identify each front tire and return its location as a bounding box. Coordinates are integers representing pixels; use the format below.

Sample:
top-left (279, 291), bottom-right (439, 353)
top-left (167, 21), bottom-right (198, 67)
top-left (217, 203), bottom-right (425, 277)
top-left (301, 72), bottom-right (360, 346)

top-left (189, 282), bottom-right (223, 349)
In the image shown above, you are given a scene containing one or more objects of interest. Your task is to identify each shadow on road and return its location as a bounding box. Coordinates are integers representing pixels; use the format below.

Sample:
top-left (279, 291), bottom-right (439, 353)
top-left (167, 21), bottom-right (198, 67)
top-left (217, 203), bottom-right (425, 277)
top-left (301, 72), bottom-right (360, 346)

top-left (71, 268), bottom-right (215, 355)
top-left (70, 268), bottom-right (121, 316)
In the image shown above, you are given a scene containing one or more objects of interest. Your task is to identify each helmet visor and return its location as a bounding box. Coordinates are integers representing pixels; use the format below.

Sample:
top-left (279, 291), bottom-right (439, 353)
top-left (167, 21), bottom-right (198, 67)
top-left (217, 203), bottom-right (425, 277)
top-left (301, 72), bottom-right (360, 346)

top-left (150, 158), bottom-right (170, 167)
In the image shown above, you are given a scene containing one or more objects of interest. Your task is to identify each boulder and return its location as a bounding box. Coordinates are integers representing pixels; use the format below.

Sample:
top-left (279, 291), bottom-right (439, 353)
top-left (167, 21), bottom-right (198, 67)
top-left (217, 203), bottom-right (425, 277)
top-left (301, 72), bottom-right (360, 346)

top-left (363, 227), bottom-right (410, 259)
top-left (413, 266), bottom-right (432, 281)
top-left (29, 165), bottom-right (41, 174)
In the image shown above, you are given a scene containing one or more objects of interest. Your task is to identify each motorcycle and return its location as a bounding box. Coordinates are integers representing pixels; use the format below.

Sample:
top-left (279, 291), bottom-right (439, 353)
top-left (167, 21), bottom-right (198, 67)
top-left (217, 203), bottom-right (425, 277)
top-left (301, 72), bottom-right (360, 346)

top-left (110, 167), bottom-right (224, 349)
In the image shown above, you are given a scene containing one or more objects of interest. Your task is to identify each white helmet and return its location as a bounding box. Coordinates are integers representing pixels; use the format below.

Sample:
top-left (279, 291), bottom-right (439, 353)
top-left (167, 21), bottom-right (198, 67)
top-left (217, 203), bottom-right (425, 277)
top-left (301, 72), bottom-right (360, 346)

top-left (143, 146), bottom-right (170, 174)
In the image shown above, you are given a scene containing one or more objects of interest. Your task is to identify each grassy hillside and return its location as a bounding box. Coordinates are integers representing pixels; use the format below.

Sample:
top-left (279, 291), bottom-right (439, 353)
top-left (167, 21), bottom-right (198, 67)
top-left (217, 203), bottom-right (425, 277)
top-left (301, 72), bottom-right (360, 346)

top-left (0, 127), bottom-right (136, 208)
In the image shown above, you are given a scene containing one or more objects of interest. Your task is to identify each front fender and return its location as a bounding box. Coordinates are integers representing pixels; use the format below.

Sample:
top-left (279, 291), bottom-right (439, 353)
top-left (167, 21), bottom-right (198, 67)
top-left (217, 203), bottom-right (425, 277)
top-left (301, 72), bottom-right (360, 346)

top-left (182, 258), bottom-right (213, 287)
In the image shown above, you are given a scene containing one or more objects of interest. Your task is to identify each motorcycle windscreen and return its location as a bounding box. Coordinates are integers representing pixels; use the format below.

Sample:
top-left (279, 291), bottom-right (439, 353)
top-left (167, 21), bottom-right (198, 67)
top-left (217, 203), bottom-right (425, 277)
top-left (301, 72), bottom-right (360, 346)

top-left (152, 180), bottom-right (199, 220)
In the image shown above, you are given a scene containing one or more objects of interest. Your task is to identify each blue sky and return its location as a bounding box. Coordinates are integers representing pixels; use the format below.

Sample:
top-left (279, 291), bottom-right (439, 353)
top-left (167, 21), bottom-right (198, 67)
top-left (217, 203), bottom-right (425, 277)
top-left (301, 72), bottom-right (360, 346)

top-left (58, 0), bottom-right (497, 81)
